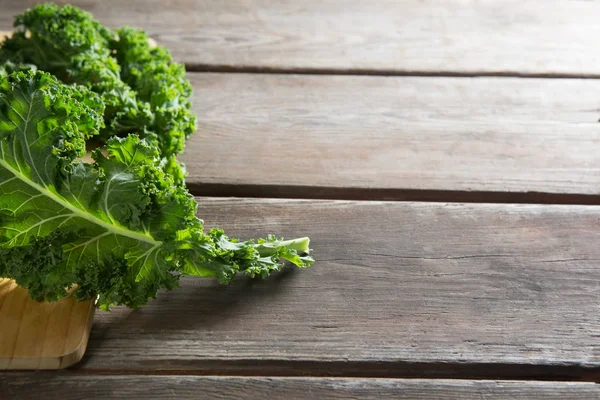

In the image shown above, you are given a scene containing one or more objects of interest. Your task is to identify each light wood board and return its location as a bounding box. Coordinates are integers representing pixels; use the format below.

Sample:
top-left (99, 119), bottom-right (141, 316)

top-left (0, 279), bottom-right (95, 370)
top-left (3, 0), bottom-right (600, 76)
top-left (2, 376), bottom-right (600, 400)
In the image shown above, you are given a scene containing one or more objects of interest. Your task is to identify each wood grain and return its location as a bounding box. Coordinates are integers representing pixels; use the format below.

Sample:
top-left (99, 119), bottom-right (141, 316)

top-left (0, 279), bottom-right (95, 370)
top-left (4, 23), bottom-right (600, 201)
top-left (181, 73), bottom-right (600, 201)
top-left (2, 375), bottom-right (600, 400)
top-left (70, 198), bottom-right (600, 379)
top-left (3, 0), bottom-right (600, 76)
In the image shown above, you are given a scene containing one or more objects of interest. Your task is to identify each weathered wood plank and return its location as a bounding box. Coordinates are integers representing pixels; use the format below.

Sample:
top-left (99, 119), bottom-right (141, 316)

top-left (3, 0), bottom-right (600, 76)
top-left (182, 73), bottom-right (600, 201)
top-left (2, 375), bottom-right (600, 400)
top-left (4, 8), bottom-right (600, 200)
top-left (70, 199), bottom-right (600, 379)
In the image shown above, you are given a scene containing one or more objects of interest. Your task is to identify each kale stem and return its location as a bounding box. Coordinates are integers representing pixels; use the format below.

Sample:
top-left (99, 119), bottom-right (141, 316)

top-left (278, 237), bottom-right (311, 253)
top-left (255, 236), bottom-right (311, 257)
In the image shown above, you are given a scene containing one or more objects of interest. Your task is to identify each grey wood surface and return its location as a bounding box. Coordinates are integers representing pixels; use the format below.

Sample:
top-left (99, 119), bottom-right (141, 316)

top-left (2, 0), bottom-right (600, 394)
top-left (4, 4), bottom-right (600, 201)
top-left (182, 73), bottom-right (600, 201)
top-left (2, 375), bottom-right (600, 400)
top-left (3, 0), bottom-right (600, 76)
top-left (63, 198), bottom-right (600, 379)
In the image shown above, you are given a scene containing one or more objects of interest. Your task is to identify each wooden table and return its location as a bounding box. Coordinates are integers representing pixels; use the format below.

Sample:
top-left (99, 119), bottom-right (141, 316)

top-left (2, 1), bottom-right (600, 398)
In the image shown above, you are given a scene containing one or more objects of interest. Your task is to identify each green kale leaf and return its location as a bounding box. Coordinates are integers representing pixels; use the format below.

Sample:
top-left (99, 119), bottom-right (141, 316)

top-left (0, 71), bottom-right (313, 310)
top-left (1, 3), bottom-right (195, 170)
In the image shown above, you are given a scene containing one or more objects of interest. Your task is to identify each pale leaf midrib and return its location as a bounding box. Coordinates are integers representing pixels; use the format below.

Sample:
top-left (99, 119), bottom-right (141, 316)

top-left (0, 157), bottom-right (161, 247)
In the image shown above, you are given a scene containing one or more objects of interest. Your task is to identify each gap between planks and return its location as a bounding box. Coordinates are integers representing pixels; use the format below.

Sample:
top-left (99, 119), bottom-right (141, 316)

top-left (187, 184), bottom-right (600, 206)
top-left (45, 362), bottom-right (600, 383)
top-left (185, 64), bottom-right (600, 80)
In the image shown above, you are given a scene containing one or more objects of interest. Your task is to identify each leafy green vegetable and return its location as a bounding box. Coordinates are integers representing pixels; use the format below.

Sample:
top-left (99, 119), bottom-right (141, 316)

top-left (0, 3), bottom-right (194, 175)
top-left (0, 4), bottom-right (313, 310)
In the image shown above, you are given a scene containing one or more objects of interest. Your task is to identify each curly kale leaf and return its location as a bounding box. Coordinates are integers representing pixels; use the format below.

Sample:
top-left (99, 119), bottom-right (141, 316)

top-left (1, 3), bottom-right (196, 166)
top-left (110, 26), bottom-right (196, 157)
top-left (0, 71), bottom-right (313, 310)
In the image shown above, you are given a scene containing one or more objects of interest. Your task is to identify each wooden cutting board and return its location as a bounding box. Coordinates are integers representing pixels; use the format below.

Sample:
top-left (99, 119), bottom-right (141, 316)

top-left (0, 279), bottom-right (95, 370)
